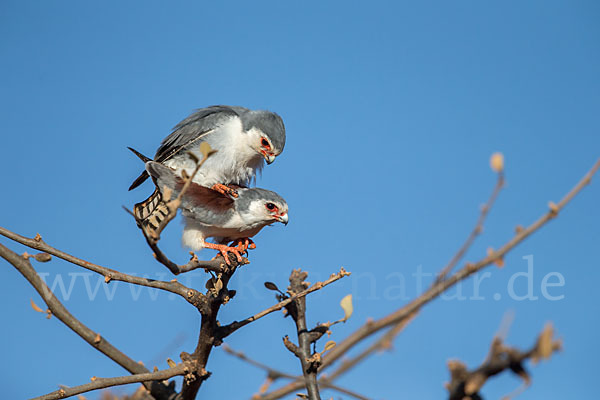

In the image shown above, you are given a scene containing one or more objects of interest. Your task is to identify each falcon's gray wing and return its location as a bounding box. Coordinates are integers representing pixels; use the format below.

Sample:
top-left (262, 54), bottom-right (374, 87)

top-left (128, 105), bottom-right (248, 191)
top-left (154, 105), bottom-right (249, 162)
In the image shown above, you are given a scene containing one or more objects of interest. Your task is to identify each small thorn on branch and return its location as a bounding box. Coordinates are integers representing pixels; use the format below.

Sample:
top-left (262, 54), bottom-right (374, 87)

top-left (283, 335), bottom-right (301, 357)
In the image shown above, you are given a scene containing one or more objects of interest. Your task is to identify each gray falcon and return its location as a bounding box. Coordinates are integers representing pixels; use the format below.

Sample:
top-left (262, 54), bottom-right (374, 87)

top-left (129, 105), bottom-right (286, 197)
top-left (138, 161), bottom-right (289, 263)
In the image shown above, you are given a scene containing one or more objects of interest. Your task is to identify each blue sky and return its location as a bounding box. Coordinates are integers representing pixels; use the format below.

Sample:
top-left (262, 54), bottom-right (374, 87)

top-left (1, 1), bottom-right (599, 399)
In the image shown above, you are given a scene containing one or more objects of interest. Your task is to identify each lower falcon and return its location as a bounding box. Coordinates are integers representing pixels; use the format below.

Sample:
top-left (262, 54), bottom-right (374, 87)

top-left (137, 161), bottom-right (288, 263)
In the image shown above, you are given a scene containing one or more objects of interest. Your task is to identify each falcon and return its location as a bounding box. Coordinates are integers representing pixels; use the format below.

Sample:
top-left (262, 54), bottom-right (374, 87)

top-left (138, 161), bottom-right (289, 263)
top-left (128, 105), bottom-right (286, 197)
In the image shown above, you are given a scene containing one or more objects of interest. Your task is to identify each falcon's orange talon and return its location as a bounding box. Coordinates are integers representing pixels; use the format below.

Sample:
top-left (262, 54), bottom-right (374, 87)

top-left (202, 242), bottom-right (243, 265)
top-left (211, 183), bottom-right (239, 198)
top-left (230, 237), bottom-right (256, 252)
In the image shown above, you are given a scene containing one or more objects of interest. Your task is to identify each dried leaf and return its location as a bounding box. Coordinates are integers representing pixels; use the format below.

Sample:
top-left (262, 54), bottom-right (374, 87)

top-left (490, 152), bottom-right (504, 173)
top-left (215, 278), bottom-right (223, 292)
top-left (205, 278), bottom-right (215, 290)
top-left (264, 282), bottom-right (279, 291)
top-left (34, 253), bottom-right (52, 262)
top-left (166, 358), bottom-right (176, 368)
top-left (340, 294), bottom-right (353, 321)
top-left (536, 323), bottom-right (554, 361)
top-left (323, 341), bottom-right (336, 352)
top-left (30, 298), bottom-right (44, 313)
top-left (200, 142), bottom-right (214, 158)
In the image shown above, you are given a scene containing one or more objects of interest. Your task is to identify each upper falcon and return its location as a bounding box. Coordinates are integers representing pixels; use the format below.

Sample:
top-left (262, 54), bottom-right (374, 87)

top-left (129, 105), bottom-right (286, 192)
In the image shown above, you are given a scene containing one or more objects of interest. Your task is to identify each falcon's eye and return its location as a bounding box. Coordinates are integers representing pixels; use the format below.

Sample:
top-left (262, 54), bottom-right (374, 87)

top-left (265, 202), bottom-right (276, 211)
top-left (261, 138), bottom-right (270, 149)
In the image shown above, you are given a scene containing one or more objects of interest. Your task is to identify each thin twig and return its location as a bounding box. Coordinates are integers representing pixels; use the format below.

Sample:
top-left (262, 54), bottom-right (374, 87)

top-left (217, 267), bottom-right (351, 340)
top-left (0, 227), bottom-right (211, 311)
top-left (318, 383), bottom-right (371, 400)
top-left (144, 149), bottom-right (213, 244)
top-left (223, 344), bottom-right (297, 380)
top-left (324, 311), bottom-right (417, 383)
top-left (436, 172), bottom-right (505, 283)
top-left (32, 363), bottom-right (192, 400)
top-left (0, 242), bottom-right (176, 400)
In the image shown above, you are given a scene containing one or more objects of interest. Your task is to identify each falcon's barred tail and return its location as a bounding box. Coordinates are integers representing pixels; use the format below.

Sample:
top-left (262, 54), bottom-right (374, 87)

top-left (127, 147), bottom-right (152, 191)
top-left (133, 188), bottom-right (172, 231)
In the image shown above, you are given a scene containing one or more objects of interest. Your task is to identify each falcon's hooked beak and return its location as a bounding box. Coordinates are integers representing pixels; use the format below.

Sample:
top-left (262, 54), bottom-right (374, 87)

top-left (265, 154), bottom-right (276, 165)
top-left (276, 213), bottom-right (289, 225)
top-left (261, 150), bottom-right (276, 165)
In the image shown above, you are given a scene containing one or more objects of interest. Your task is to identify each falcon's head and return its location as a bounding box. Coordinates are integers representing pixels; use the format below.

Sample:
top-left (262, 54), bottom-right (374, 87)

top-left (238, 188), bottom-right (289, 226)
top-left (242, 110), bottom-right (286, 165)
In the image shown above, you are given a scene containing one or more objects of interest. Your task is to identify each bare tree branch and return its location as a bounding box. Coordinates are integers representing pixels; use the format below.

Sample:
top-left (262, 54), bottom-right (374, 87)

top-left (325, 172), bottom-right (504, 383)
top-left (178, 258), bottom-right (246, 400)
top-left (138, 232), bottom-right (233, 276)
top-left (284, 269), bottom-right (321, 400)
top-left (320, 158), bottom-right (599, 370)
top-left (259, 158), bottom-right (600, 400)
top-left (0, 226), bottom-right (348, 400)
top-left (0, 242), bottom-right (176, 400)
top-left (32, 363), bottom-right (194, 400)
